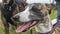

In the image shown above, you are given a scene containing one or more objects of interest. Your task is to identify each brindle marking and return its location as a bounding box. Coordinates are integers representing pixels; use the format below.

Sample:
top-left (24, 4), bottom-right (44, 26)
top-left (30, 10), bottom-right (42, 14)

top-left (1, 0), bottom-right (27, 34)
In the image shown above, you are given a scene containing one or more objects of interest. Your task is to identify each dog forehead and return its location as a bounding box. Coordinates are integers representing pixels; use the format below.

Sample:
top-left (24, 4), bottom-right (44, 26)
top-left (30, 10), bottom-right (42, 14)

top-left (22, 3), bottom-right (41, 14)
top-left (28, 3), bottom-right (41, 11)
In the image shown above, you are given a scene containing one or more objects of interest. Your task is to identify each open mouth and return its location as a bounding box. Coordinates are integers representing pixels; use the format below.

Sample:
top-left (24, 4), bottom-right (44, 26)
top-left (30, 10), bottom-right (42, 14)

top-left (16, 20), bottom-right (39, 33)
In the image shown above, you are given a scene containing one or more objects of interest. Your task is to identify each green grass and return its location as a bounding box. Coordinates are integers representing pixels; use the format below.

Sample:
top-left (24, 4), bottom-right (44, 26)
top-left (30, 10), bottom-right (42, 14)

top-left (0, 11), bottom-right (5, 34)
top-left (50, 10), bottom-right (57, 20)
top-left (0, 10), bottom-right (57, 34)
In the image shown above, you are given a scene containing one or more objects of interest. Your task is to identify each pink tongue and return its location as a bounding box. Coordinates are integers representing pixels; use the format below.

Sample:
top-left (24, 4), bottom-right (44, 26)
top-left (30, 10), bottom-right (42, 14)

top-left (16, 22), bottom-right (31, 33)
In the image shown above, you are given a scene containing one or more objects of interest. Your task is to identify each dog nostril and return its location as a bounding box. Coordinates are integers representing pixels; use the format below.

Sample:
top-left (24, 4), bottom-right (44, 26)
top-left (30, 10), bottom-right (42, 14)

top-left (13, 16), bottom-right (19, 21)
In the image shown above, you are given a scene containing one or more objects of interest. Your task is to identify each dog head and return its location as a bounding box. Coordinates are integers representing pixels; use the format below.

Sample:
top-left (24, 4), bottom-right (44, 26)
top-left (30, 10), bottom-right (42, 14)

top-left (12, 3), bottom-right (49, 33)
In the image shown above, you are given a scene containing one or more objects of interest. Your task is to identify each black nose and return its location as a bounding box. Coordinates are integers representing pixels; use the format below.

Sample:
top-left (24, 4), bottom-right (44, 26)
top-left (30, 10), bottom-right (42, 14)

top-left (13, 16), bottom-right (19, 21)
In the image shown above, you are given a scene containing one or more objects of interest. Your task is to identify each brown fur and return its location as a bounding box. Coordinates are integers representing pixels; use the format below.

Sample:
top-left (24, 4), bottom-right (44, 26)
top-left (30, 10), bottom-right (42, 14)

top-left (1, 0), bottom-right (27, 34)
top-left (40, 4), bottom-right (49, 16)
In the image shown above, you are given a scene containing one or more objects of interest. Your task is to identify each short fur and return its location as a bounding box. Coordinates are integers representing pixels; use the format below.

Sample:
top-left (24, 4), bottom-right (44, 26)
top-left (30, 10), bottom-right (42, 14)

top-left (1, 0), bottom-right (27, 34)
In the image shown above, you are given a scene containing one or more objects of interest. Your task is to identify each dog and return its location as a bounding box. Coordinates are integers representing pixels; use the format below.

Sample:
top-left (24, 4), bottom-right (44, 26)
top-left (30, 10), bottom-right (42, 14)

top-left (1, 0), bottom-right (27, 34)
top-left (12, 3), bottom-right (53, 34)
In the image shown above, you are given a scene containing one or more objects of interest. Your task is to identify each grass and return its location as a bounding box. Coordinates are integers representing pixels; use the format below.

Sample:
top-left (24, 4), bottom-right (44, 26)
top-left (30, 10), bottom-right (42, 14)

top-left (0, 11), bottom-right (5, 34)
top-left (50, 10), bottom-right (57, 20)
top-left (0, 10), bottom-right (57, 34)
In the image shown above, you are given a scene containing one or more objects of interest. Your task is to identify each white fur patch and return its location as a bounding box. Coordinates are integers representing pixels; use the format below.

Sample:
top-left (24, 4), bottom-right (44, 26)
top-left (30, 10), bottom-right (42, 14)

top-left (14, 5), bottom-right (34, 22)
top-left (13, 6), bottom-right (30, 22)
top-left (19, 6), bottom-right (31, 22)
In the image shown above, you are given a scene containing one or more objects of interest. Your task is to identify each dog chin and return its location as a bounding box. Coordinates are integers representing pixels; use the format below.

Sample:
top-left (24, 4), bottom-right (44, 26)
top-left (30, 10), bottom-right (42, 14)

top-left (16, 20), bottom-right (39, 33)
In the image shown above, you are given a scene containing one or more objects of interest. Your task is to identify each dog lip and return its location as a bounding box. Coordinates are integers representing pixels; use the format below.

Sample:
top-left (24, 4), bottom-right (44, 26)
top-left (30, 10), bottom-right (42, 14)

top-left (16, 20), bottom-right (39, 33)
